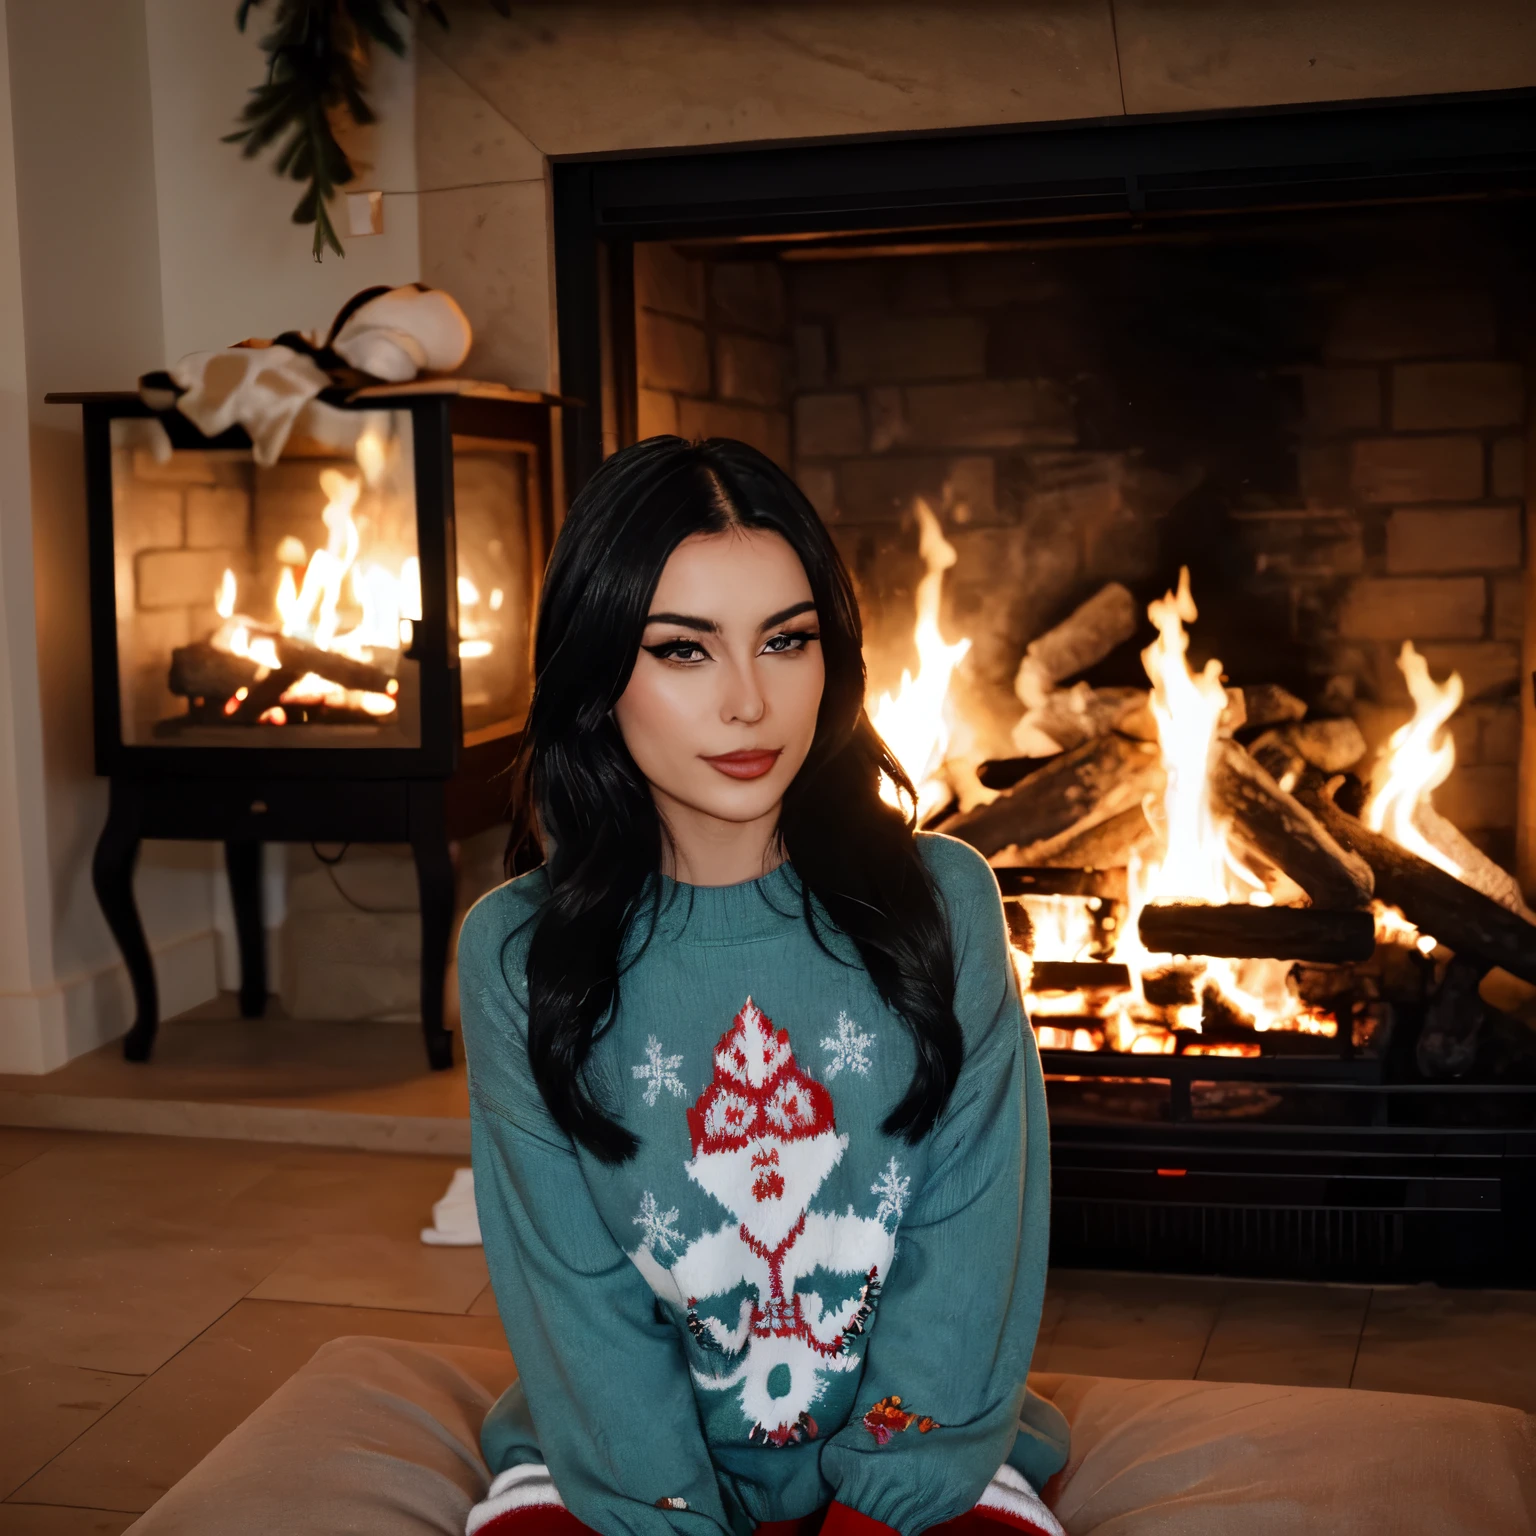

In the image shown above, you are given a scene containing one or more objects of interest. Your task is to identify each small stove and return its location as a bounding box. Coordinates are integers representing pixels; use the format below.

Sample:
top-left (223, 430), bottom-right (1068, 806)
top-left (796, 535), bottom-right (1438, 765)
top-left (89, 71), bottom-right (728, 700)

top-left (50, 383), bottom-right (558, 1069)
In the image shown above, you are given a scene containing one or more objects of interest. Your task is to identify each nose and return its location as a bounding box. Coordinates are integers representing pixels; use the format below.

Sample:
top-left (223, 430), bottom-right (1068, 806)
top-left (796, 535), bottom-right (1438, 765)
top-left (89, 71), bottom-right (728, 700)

top-left (721, 651), bottom-right (766, 726)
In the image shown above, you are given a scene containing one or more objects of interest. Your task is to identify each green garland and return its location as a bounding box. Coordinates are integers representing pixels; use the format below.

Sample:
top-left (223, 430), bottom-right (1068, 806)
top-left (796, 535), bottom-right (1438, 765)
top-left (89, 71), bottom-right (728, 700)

top-left (228, 1), bottom-right (506, 261)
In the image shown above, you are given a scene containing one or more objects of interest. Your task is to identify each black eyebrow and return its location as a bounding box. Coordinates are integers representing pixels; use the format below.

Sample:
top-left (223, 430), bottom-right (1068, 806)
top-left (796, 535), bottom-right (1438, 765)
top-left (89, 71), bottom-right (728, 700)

top-left (642, 600), bottom-right (816, 635)
top-left (760, 600), bottom-right (816, 630)
top-left (644, 611), bottom-right (719, 634)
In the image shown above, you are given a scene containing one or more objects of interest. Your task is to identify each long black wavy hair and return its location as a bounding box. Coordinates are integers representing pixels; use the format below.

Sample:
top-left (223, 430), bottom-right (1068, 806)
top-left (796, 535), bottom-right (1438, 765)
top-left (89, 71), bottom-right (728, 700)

top-left (506, 436), bottom-right (962, 1163)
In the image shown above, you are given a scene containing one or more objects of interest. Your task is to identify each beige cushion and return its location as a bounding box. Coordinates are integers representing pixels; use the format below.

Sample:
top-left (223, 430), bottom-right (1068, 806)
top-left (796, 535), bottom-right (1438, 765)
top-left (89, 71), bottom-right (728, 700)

top-left (127, 1338), bottom-right (1536, 1536)
top-left (125, 1337), bottom-right (515, 1536)
top-left (1033, 1373), bottom-right (1536, 1535)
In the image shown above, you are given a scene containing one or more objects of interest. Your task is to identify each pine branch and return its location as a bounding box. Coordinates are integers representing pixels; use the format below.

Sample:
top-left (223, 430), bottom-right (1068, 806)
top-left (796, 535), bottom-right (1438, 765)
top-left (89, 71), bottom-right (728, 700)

top-left (229, 0), bottom-right (481, 261)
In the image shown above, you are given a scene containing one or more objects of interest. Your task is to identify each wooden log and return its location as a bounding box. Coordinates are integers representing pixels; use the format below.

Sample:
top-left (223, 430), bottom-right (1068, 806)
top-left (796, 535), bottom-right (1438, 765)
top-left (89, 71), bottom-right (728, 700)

top-left (1014, 583), bottom-right (1137, 708)
top-left (1417, 956), bottom-right (1486, 1079)
top-left (940, 733), bottom-right (1163, 859)
top-left (1414, 803), bottom-right (1535, 921)
top-left (274, 635), bottom-right (393, 694)
top-left (1296, 778), bottom-right (1536, 985)
top-left (1240, 683), bottom-right (1307, 731)
top-left (993, 867), bottom-right (1127, 901)
top-left (1211, 739), bottom-right (1374, 908)
top-left (1028, 960), bottom-right (1132, 993)
top-left (976, 755), bottom-right (1055, 791)
top-left (1010, 803), bottom-right (1154, 871)
top-left (1138, 902), bottom-right (1377, 962)
top-left (168, 643), bottom-right (260, 701)
top-left (1012, 684), bottom-right (1146, 755)
top-left (1286, 718), bottom-right (1367, 772)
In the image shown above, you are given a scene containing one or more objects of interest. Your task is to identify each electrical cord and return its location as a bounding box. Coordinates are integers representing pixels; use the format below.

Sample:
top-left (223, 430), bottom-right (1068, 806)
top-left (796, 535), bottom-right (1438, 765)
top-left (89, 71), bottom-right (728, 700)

top-left (309, 842), bottom-right (419, 916)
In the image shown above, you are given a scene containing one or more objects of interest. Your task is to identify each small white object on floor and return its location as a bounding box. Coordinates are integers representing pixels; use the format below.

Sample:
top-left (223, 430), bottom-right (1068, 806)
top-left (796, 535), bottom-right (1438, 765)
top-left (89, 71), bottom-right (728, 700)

top-left (421, 1166), bottom-right (482, 1246)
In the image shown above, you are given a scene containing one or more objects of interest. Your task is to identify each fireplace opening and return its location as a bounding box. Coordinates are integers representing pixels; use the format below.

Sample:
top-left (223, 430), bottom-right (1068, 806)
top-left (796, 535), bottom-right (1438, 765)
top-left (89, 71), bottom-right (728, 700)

top-left (560, 98), bottom-right (1536, 1281)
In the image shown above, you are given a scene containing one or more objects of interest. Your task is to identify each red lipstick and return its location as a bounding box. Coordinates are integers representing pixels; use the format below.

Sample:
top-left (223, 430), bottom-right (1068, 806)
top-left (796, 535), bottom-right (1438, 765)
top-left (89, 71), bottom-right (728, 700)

top-left (702, 748), bottom-right (783, 780)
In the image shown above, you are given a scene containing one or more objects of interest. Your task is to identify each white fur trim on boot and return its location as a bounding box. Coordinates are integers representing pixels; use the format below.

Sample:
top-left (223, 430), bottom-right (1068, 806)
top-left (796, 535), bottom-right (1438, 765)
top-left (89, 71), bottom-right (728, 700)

top-left (975, 1462), bottom-right (1066, 1536)
top-left (466, 1463), bottom-right (567, 1536)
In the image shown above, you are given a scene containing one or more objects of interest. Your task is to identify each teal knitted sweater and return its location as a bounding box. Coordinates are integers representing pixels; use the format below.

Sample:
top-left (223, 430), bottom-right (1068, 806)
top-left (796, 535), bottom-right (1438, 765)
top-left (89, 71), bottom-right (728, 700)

top-left (458, 832), bottom-right (1069, 1536)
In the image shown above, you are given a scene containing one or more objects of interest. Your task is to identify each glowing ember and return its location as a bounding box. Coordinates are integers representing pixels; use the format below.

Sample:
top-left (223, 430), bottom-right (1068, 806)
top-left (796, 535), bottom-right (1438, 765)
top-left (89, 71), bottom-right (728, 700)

top-left (1365, 641), bottom-right (1463, 878)
top-left (870, 499), bottom-right (971, 820)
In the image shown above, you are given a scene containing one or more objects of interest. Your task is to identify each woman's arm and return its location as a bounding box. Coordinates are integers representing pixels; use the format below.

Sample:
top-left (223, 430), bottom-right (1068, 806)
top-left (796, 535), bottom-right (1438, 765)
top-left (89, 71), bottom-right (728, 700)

top-left (816, 838), bottom-right (1069, 1536)
top-left (461, 889), bottom-right (740, 1536)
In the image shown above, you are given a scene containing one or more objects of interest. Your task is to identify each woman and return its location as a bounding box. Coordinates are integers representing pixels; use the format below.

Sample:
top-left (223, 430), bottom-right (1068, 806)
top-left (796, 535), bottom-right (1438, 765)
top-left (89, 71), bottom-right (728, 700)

top-left (459, 437), bottom-right (1068, 1536)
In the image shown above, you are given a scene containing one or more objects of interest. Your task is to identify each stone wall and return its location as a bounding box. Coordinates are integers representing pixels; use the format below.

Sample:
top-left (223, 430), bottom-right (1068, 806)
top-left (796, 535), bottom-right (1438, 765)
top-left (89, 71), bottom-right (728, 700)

top-left (775, 205), bottom-right (1530, 865)
top-left (634, 245), bottom-right (791, 468)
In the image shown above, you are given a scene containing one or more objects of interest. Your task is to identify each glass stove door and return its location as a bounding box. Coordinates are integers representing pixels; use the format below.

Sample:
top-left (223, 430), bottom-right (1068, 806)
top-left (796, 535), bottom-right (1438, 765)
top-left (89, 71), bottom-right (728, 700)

top-left (452, 437), bottom-right (535, 746)
top-left (110, 409), bottom-right (423, 748)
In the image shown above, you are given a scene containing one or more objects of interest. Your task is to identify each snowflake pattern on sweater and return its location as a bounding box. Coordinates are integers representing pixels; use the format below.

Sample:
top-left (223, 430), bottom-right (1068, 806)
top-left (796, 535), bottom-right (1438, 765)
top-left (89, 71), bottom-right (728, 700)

top-left (627, 998), bottom-right (897, 1448)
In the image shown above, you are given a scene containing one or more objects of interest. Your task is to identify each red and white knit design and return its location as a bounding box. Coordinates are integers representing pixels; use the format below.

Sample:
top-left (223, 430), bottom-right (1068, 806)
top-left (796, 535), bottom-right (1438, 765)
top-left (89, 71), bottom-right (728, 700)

top-left (687, 997), bottom-right (836, 1156)
top-left (466, 1463), bottom-right (566, 1536)
top-left (973, 1463), bottom-right (1066, 1536)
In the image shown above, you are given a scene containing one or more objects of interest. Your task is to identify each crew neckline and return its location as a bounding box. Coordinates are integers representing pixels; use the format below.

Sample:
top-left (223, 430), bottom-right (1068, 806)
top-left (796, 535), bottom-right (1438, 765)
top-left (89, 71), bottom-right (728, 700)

top-left (643, 861), bottom-right (803, 946)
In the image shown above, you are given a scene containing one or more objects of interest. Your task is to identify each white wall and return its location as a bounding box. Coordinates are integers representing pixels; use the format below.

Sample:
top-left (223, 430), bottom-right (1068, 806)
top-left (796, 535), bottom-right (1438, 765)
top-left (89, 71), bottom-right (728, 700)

top-left (144, 0), bottom-right (419, 362)
top-left (0, 0), bottom-right (419, 1072)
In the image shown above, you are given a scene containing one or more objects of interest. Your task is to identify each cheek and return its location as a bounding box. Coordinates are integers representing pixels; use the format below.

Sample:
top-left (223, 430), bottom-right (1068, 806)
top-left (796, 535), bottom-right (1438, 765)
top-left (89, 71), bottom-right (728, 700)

top-left (613, 666), bottom-right (701, 770)
top-left (774, 652), bottom-right (826, 743)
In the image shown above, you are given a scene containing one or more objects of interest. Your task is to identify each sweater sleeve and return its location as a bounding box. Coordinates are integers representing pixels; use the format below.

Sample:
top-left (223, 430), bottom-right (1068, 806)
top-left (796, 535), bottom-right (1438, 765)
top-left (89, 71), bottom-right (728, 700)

top-left (816, 838), bottom-right (1064, 1536)
top-left (459, 889), bottom-right (741, 1536)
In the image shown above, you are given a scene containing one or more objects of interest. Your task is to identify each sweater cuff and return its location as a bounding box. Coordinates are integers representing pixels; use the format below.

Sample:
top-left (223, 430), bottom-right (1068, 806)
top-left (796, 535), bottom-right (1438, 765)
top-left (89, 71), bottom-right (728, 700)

top-left (820, 1501), bottom-right (897, 1536)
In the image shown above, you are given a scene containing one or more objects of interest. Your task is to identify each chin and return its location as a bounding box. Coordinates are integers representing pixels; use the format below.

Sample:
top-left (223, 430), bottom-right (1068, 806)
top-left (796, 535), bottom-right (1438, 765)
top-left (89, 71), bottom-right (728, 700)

top-left (684, 766), bottom-right (796, 825)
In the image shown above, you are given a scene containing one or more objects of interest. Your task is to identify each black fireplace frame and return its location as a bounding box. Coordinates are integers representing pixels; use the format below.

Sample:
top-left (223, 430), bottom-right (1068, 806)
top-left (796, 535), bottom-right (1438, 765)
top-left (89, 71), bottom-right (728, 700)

top-left (550, 88), bottom-right (1536, 1283)
top-left (551, 86), bottom-right (1536, 498)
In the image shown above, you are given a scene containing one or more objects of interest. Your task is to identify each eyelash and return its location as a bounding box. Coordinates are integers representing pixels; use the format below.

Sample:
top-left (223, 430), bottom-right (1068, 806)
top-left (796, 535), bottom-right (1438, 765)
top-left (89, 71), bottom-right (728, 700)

top-left (642, 630), bottom-right (819, 665)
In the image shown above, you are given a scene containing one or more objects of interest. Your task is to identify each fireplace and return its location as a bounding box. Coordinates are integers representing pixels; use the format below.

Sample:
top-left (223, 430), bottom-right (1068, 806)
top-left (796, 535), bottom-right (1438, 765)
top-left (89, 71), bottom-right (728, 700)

top-left (50, 384), bottom-right (557, 1069)
top-left (555, 91), bottom-right (1536, 1282)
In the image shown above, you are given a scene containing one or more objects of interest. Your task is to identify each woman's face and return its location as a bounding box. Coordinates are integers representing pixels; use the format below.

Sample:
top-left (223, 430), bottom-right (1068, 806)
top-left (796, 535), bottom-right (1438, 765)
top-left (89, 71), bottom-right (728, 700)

top-left (614, 527), bottom-right (824, 839)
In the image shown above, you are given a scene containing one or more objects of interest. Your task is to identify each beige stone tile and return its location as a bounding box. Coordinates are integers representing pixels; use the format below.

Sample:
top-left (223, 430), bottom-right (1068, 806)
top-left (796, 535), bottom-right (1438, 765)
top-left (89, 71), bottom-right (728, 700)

top-left (1197, 1281), bottom-right (1370, 1388)
top-left (1351, 1285), bottom-right (1536, 1412)
top-left (419, 179), bottom-right (553, 395)
top-left (1033, 1270), bottom-right (1225, 1380)
top-left (0, 1013), bottom-right (470, 1121)
top-left (416, 37), bottom-right (544, 189)
top-left (0, 1127), bottom-right (65, 1175)
top-left (0, 1355), bottom-right (140, 1499)
top-left (0, 1133), bottom-right (280, 1236)
top-left (1117, 0), bottom-right (1536, 116)
top-left (205, 1146), bottom-right (467, 1241)
top-left (249, 1233), bottom-right (489, 1314)
top-left (424, 4), bottom-right (1123, 156)
top-left (16, 1298), bottom-right (511, 1515)
top-left (0, 1222), bottom-right (291, 1375)
top-left (0, 1509), bottom-right (135, 1536)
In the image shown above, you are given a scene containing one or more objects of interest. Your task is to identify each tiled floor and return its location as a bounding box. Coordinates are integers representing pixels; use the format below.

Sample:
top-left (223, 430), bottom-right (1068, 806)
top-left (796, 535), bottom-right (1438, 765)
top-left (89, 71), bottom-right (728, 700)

top-left (0, 1006), bottom-right (469, 1154)
top-left (2, 1125), bottom-right (1533, 1532)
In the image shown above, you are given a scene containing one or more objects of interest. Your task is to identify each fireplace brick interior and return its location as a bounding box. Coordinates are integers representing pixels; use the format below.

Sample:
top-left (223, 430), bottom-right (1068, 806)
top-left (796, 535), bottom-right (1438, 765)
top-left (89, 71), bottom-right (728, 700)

top-left (637, 206), bottom-right (1529, 870)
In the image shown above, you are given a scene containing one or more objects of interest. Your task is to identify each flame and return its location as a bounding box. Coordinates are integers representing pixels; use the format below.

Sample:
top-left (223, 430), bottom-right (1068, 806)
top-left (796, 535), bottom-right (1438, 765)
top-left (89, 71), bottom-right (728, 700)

top-left (869, 500), bottom-right (971, 820)
top-left (1141, 569), bottom-right (1229, 902)
top-left (1364, 641), bottom-right (1463, 878)
top-left (355, 425), bottom-right (388, 488)
top-left (1007, 568), bottom-right (1337, 1048)
top-left (216, 569), bottom-right (237, 620)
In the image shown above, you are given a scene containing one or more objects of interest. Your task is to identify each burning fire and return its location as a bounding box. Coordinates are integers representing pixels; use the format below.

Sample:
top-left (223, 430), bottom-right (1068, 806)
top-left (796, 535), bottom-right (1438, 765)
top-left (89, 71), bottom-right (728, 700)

top-left (1365, 641), bottom-right (1463, 878)
top-left (868, 533), bottom-right (1342, 1049)
top-left (869, 499), bottom-right (971, 821)
top-left (205, 429), bottom-right (496, 725)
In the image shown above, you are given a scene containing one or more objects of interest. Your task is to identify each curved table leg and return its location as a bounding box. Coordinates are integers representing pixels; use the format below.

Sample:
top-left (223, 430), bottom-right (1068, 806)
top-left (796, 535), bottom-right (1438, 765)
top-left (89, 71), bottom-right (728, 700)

top-left (92, 781), bottom-right (158, 1062)
top-left (410, 784), bottom-right (457, 1071)
top-left (224, 840), bottom-right (267, 1019)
